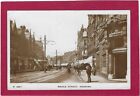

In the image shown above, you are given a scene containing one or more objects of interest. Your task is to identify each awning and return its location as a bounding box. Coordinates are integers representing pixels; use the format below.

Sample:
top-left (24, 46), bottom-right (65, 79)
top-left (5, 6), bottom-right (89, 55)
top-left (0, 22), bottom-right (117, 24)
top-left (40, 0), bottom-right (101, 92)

top-left (83, 56), bottom-right (92, 64)
top-left (78, 56), bottom-right (93, 66)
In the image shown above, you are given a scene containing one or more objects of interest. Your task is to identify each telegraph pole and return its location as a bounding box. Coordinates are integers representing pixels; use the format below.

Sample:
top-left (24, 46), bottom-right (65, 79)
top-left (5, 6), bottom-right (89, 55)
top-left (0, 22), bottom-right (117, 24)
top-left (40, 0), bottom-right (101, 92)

top-left (43, 35), bottom-right (47, 72)
top-left (44, 35), bottom-right (46, 59)
top-left (56, 50), bottom-right (57, 67)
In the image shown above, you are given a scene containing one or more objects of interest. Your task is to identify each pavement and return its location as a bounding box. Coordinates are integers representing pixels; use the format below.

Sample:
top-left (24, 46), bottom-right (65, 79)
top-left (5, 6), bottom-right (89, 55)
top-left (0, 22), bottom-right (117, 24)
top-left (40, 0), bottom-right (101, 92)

top-left (79, 70), bottom-right (127, 83)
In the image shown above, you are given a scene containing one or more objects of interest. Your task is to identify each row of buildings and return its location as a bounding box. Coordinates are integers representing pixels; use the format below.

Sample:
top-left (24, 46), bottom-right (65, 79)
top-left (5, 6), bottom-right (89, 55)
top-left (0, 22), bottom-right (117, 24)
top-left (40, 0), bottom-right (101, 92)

top-left (77, 15), bottom-right (127, 79)
top-left (10, 20), bottom-right (45, 73)
top-left (49, 50), bottom-right (76, 67)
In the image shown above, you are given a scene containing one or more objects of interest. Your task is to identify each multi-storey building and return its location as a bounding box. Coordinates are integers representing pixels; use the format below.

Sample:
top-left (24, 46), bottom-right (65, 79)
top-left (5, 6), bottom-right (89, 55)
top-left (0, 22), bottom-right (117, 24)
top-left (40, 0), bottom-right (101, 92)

top-left (77, 25), bottom-right (88, 60)
top-left (10, 20), bottom-right (45, 73)
top-left (34, 39), bottom-right (44, 60)
top-left (86, 15), bottom-right (127, 79)
top-left (107, 15), bottom-right (127, 79)
top-left (93, 15), bottom-right (110, 77)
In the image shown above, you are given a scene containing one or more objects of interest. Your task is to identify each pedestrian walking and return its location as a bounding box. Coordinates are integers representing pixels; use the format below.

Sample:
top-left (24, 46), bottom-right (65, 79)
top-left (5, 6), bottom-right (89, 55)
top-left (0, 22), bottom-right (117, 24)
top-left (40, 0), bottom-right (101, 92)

top-left (85, 64), bottom-right (92, 83)
top-left (76, 65), bottom-right (80, 76)
top-left (74, 66), bottom-right (76, 72)
top-left (92, 64), bottom-right (96, 76)
top-left (67, 63), bottom-right (71, 73)
top-left (92, 60), bottom-right (96, 76)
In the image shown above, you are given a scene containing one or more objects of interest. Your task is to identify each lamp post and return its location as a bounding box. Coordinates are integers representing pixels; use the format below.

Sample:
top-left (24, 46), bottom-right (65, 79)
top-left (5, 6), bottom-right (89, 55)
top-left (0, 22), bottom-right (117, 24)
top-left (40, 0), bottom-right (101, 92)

top-left (55, 50), bottom-right (62, 70)
top-left (43, 35), bottom-right (55, 72)
top-left (44, 35), bottom-right (46, 59)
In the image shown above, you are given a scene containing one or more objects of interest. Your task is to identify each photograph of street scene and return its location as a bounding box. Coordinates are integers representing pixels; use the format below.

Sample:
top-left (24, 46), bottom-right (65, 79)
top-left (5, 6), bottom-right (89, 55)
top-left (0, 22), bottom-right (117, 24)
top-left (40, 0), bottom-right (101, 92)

top-left (9, 11), bottom-right (128, 83)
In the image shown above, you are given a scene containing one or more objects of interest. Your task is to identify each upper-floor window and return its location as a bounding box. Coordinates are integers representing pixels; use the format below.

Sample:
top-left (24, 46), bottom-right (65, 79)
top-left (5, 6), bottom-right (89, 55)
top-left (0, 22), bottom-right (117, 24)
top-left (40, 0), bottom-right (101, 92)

top-left (83, 31), bottom-right (87, 37)
top-left (84, 39), bottom-right (87, 46)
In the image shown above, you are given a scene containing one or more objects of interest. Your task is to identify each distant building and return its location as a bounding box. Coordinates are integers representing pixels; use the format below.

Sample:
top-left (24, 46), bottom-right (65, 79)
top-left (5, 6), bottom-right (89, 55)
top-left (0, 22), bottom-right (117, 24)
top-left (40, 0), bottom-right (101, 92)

top-left (50, 56), bottom-right (63, 67)
top-left (63, 51), bottom-right (77, 63)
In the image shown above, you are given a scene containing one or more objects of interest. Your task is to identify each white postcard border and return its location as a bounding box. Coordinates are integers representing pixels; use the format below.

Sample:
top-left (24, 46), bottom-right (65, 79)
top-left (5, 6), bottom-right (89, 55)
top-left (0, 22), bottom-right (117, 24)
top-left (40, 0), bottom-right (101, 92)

top-left (7, 10), bottom-right (130, 90)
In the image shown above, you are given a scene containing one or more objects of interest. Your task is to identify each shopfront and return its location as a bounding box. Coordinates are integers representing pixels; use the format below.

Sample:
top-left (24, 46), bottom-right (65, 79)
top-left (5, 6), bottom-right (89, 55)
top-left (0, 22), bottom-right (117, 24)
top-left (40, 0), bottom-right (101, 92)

top-left (112, 48), bottom-right (127, 79)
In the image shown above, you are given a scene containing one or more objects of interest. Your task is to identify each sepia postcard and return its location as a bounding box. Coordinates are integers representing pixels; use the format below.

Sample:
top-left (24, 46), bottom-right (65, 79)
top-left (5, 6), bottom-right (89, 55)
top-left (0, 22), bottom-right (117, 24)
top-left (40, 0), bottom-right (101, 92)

top-left (1, 1), bottom-right (139, 96)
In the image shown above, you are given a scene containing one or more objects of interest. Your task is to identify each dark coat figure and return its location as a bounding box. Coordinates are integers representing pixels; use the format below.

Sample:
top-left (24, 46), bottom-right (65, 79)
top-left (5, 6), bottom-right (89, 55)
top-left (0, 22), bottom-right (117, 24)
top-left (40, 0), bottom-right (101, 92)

top-left (67, 63), bottom-right (71, 73)
top-left (44, 60), bottom-right (48, 73)
top-left (74, 66), bottom-right (77, 72)
top-left (85, 63), bottom-right (92, 83)
top-left (92, 60), bottom-right (96, 76)
top-left (92, 63), bottom-right (96, 76)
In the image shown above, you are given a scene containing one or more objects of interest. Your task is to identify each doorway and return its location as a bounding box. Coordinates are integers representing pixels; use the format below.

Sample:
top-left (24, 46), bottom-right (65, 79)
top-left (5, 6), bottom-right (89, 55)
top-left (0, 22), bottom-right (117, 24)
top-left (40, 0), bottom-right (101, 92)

top-left (114, 53), bottom-right (127, 78)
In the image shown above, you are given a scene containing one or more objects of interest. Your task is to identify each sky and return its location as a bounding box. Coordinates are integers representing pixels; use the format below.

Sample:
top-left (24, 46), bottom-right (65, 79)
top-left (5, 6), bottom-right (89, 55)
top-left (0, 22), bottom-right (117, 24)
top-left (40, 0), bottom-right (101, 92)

top-left (8, 11), bottom-right (93, 57)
